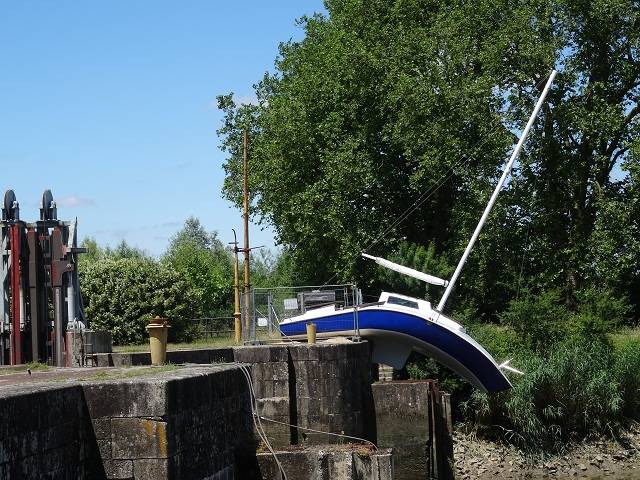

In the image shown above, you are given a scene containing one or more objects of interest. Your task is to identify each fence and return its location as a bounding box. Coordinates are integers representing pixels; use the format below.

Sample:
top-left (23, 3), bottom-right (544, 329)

top-left (188, 317), bottom-right (234, 338)
top-left (240, 284), bottom-right (361, 343)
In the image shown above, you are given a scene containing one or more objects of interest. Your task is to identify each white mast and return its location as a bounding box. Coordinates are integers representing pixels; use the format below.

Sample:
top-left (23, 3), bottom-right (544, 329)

top-left (437, 70), bottom-right (557, 312)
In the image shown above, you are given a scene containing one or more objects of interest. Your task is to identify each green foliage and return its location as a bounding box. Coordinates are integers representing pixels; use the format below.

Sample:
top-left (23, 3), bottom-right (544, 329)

top-left (462, 338), bottom-right (627, 452)
top-left (80, 258), bottom-right (195, 345)
top-left (78, 218), bottom-right (295, 345)
top-left (374, 242), bottom-right (451, 301)
top-left (498, 287), bottom-right (631, 353)
top-left (569, 287), bottom-right (631, 340)
top-left (251, 248), bottom-right (296, 288)
top-left (163, 217), bottom-right (233, 318)
top-left (499, 290), bottom-right (570, 354)
top-left (217, 0), bottom-right (640, 319)
top-left (406, 355), bottom-right (467, 399)
top-left (465, 323), bottom-right (524, 362)
top-left (613, 337), bottom-right (640, 418)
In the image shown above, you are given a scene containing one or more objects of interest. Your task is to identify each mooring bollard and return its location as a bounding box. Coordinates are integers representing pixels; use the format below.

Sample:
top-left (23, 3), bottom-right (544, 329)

top-left (146, 316), bottom-right (170, 365)
top-left (306, 322), bottom-right (317, 344)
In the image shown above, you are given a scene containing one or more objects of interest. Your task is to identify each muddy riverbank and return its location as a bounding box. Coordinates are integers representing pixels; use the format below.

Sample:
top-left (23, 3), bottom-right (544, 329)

top-left (454, 425), bottom-right (640, 479)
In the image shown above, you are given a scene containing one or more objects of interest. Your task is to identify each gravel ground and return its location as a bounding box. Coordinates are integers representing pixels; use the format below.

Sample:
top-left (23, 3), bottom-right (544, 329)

top-left (454, 425), bottom-right (640, 479)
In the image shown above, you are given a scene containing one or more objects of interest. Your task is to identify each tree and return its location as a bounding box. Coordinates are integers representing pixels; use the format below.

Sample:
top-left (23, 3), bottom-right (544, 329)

top-left (218, 0), bottom-right (639, 318)
top-left (163, 217), bottom-right (233, 318)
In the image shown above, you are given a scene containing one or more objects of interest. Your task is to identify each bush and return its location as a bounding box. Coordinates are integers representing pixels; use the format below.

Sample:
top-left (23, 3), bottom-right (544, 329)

top-left (80, 258), bottom-right (196, 345)
top-left (461, 338), bottom-right (628, 452)
top-left (466, 323), bottom-right (524, 362)
top-left (569, 288), bottom-right (631, 341)
top-left (406, 355), bottom-right (468, 398)
top-left (499, 289), bottom-right (570, 354)
top-left (613, 337), bottom-right (640, 419)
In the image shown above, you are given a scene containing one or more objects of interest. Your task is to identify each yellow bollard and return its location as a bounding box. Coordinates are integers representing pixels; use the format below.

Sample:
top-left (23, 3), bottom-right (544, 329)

top-left (306, 323), bottom-right (317, 344)
top-left (146, 316), bottom-right (170, 366)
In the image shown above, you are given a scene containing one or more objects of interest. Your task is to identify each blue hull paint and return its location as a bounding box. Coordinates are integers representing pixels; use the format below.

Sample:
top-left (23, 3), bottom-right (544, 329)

top-left (280, 309), bottom-right (511, 393)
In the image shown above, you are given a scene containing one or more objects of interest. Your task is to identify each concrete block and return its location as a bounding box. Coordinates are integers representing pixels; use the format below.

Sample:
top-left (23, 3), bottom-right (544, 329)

top-left (39, 423), bottom-right (76, 453)
top-left (371, 450), bottom-right (394, 480)
top-left (15, 430), bottom-right (40, 459)
top-left (253, 361), bottom-right (288, 381)
top-left (39, 447), bottom-right (68, 475)
top-left (111, 418), bottom-right (169, 460)
top-left (273, 379), bottom-right (289, 397)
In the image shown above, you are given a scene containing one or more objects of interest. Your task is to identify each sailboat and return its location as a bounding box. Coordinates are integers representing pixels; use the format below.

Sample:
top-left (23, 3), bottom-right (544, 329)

top-left (279, 70), bottom-right (557, 393)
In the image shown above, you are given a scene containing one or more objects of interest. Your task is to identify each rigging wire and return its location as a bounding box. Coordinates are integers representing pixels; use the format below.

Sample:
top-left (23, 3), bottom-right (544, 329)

top-left (322, 127), bottom-right (507, 286)
top-left (516, 166), bottom-right (539, 300)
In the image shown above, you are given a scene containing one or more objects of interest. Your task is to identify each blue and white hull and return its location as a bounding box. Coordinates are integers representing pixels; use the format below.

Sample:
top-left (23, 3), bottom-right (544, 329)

top-left (279, 292), bottom-right (511, 393)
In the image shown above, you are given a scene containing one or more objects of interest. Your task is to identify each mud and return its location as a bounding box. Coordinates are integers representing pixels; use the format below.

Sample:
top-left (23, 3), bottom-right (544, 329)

top-left (454, 426), bottom-right (640, 479)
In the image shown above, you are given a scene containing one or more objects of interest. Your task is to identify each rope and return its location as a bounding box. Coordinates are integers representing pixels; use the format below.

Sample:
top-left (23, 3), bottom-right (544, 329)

top-left (234, 362), bottom-right (379, 480)
top-left (257, 416), bottom-right (378, 450)
top-left (236, 363), bottom-right (288, 480)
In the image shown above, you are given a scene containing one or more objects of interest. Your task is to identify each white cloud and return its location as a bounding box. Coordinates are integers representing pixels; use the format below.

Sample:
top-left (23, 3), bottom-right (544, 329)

top-left (56, 195), bottom-right (96, 208)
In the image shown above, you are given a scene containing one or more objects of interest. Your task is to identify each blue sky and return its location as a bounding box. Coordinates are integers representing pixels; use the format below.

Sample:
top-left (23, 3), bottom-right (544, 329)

top-left (0, 1), bottom-right (325, 255)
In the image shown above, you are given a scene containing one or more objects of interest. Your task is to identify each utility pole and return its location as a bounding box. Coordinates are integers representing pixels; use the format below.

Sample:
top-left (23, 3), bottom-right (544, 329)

top-left (242, 128), bottom-right (251, 341)
top-left (229, 230), bottom-right (241, 343)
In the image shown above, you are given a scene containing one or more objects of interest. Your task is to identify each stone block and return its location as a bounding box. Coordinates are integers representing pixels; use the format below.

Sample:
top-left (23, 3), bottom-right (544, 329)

top-left (40, 447), bottom-right (68, 474)
top-left (252, 361), bottom-right (288, 382)
top-left (273, 379), bottom-right (289, 397)
top-left (83, 381), bottom-right (167, 418)
top-left (111, 418), bottom-right (169, 460)
top-left (0, 439), bottom-right (10, 464)
top-left (167, 349), bottom-right (211, 364)
top-left (16, 455), bottom-right (39, 478)
top-left (233, 345), bottom-right (288, 364)
top-left (92, 418), bottom-right (112, 440)
top-left (257, 397), bottom-right (290, 418)
top-left (209, 347), bottom-right (234, 363)
top-left (133, 458), bottom-right (168, 479)
top-left (103, 459), bottom-right (134, 479)
top-left (325, 449), bottom-right (355, 479)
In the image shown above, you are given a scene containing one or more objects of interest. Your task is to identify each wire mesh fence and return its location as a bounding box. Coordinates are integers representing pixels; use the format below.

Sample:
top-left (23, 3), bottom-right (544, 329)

top-left (188, 317), bottom-right (234, 338)
top-left (241, 284), bottom-right (360, 343)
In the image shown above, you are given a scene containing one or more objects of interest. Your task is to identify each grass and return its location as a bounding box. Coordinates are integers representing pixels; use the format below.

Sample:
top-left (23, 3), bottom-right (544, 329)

top-left (113, 336), bottom-right (238, 353)
top-left (609, 326), bottom-right (640, 349)
top-left (0, 361), bottom-right (50, 375)
top-left (112, 331), bottom-right (284, 353)
top-left (79, 364), bottom-right (179, 381)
